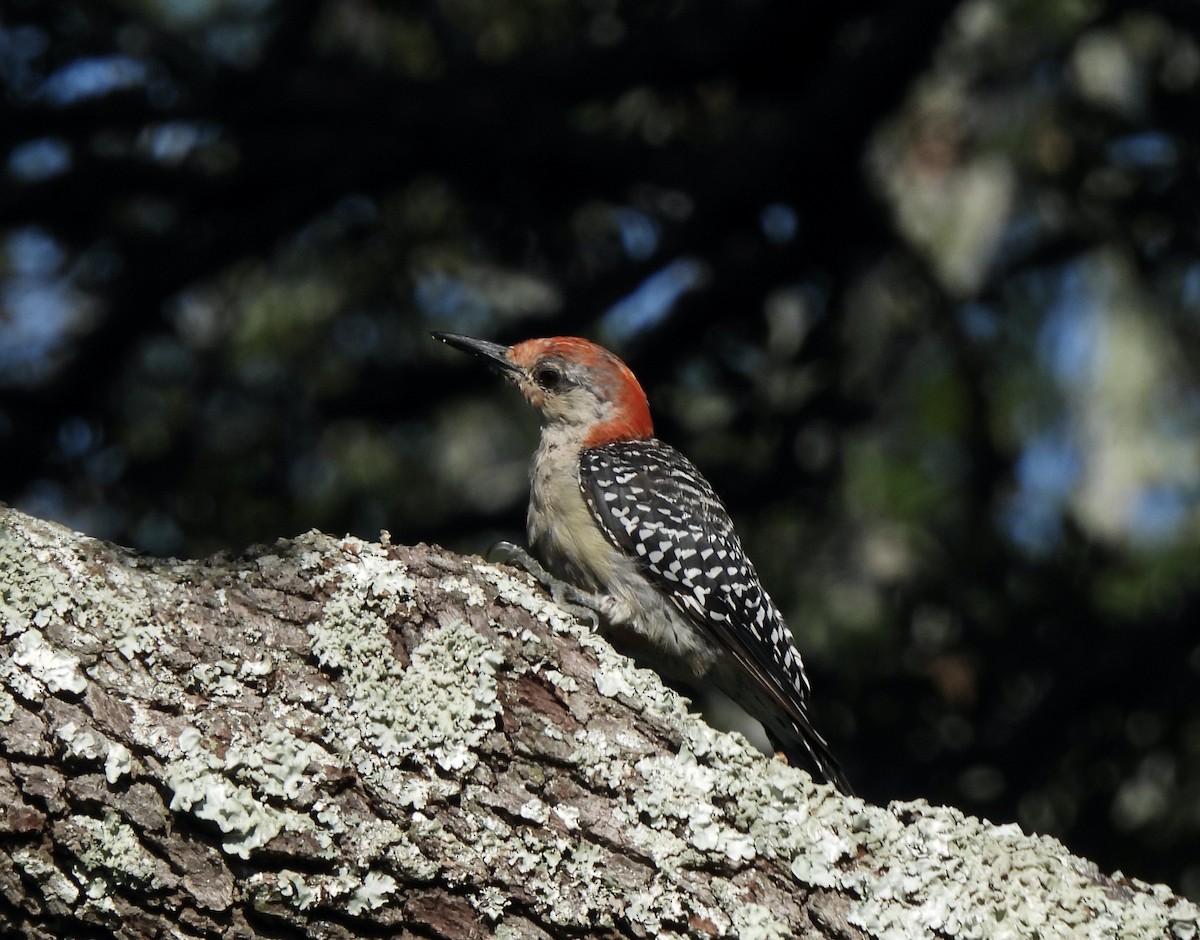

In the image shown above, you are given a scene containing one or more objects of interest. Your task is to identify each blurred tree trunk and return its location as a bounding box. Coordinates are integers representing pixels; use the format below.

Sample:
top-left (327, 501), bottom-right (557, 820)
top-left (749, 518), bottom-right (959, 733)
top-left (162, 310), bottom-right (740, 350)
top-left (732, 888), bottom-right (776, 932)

top-left (0, 506), bottom-right (1193, 939)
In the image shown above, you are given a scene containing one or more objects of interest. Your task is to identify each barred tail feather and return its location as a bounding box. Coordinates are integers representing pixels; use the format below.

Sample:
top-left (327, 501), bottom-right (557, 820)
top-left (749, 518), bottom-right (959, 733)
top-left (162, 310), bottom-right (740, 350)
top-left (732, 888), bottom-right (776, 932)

top-left (777, 721), bottom-right (854, 797)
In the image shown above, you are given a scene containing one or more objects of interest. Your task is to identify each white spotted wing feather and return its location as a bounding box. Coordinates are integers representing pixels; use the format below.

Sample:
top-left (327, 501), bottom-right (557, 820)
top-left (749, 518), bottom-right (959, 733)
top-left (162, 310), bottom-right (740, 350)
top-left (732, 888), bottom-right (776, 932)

top-left (579, 439), bottom-right (851, 793)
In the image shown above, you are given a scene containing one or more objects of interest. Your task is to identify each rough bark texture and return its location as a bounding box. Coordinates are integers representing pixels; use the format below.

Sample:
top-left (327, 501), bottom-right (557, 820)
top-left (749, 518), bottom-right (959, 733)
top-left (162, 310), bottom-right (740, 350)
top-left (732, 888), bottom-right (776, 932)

top-left (0, 505), bottom-right (1196, 940)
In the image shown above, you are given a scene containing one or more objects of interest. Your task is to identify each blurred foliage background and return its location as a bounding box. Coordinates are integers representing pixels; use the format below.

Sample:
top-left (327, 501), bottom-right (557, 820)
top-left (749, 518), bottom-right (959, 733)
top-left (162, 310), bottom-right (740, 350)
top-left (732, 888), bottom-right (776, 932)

top-left (4, 0), bottom-right (1200, 899)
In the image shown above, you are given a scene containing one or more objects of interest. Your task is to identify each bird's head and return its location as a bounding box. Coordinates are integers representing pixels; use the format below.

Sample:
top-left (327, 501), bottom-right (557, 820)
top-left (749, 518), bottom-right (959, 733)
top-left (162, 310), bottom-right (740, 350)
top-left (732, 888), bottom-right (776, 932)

top-left (433, 332), bottom-right (653, 446)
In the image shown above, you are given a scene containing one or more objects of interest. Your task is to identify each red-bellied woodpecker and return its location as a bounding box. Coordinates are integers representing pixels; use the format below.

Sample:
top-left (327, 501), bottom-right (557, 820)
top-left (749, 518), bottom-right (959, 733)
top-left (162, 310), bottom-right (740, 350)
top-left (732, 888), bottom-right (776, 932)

top-left (433, 331), bottom-right (852, 795)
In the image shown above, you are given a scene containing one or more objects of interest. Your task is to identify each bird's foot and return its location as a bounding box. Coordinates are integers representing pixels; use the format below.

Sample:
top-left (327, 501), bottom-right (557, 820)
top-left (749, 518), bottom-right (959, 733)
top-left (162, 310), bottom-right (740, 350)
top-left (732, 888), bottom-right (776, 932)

top-left (489, 541), bottom-right (603, 630)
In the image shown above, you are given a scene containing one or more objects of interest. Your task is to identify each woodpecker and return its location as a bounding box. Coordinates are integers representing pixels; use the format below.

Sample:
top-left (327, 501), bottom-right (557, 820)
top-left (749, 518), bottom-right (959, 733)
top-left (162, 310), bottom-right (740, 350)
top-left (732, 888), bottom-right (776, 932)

top-left (433, 332), bottom-right (852, 795)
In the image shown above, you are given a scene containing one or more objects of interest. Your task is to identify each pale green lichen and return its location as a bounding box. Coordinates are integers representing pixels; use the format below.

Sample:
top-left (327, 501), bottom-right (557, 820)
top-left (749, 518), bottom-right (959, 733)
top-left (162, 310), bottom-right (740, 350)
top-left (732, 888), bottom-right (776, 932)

top-left (203, 537), bottom-right (510, 909)
top-left (473, 546), bottom-right (1200, 937)
top-left (224, 725), bottom-right (331, 801)
top-left (259, 866), bottom-right (349, 912)
top-left (0, 514), bottom-right (166, 715)
top-left (189, 661), bottom-right (245, 698)
top-left (622, 747), bottom-right (767, 870)
top-left (7, 518), bottom-right (1196, 935)
top-left (105, 742), bottom-right (132, 784)
top-left (471, 884), bottom-right (510, 921)
top-left (347, 870), bottom-right (397, 915)
top-left (307, 540), bottom-right (503, 786)
top-left (56, 720), bottom-right (103, 760)
top-left (540, 667), bottom-right (578, 692)
top-left (164, 743), bottom-right (320, 861)
top-left (624, 881), bottom-right (726, 938)
top-left (439, 575), bottom-right (488, 607)
top-left (476, 546), bottom-right (722, 921)
top-left (0, 688), bottom-right (15, 722)
top-left (593, 667), bottom-right (636, 699)
top-left (70, 812), bottom-right (162, 891)
top-left (0, 654), bottom-right (47, 702)
top-left (636, 733), bottom-right (1200, 940)
top-left (551, 803), bottom-right (580, 830)
top-left (12, 846), bottom-right (79, 906)
top-left (843, 799), bottom-right (1200, 939)
top-left (276, 869), bottom-right (318, 911)
top-left (122, 699), bottom-right (305, 869)
top-left (13, 629), bottom-right (87, 694)
top-left (729, 901), bottom-right (791, 940)
top-left (518, 797), bottom-right (550, 825)
top-left (112, 617), bottom-right (165, 661)
top-left (570, 726), bottom-right (637, 790)
top-left (383, 828), bottom-right (440, 881)
top-left (463, 821), bottom-right (625, 931)
top-left (262, 863), bottom-right (401, 916)
top-left (239, 654), bottom-right (274, 678)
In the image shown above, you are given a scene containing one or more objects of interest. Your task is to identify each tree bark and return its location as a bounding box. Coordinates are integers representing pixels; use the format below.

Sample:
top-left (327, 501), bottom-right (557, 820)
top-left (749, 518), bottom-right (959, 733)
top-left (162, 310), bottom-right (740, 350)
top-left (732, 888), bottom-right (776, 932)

top-left (0, 506), bottom-right (1195, 939)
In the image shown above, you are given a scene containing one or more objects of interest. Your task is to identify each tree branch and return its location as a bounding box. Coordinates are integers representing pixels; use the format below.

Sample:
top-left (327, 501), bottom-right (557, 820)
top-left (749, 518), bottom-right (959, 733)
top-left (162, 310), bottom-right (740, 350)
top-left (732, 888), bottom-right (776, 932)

top-left (0, 506), bottom-right (1194, 938)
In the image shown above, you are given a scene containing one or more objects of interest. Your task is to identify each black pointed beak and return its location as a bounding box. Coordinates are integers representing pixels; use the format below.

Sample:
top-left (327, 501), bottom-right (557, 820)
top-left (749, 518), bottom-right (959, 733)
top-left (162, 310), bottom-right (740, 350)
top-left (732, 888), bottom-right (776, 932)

top-left (432, 332), bottom-right (521, 375)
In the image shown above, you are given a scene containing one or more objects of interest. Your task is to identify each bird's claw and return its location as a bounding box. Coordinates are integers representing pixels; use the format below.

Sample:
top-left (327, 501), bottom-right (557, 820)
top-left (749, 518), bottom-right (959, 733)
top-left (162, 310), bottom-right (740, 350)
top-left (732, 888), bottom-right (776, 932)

top-left (488, 540), bottom-right (602, 630)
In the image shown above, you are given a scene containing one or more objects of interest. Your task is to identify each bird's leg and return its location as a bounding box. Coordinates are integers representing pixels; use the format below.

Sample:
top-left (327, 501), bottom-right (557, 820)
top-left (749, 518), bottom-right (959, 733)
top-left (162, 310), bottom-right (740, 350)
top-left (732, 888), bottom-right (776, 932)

top-left (489, 541), bottom-right (604, 630)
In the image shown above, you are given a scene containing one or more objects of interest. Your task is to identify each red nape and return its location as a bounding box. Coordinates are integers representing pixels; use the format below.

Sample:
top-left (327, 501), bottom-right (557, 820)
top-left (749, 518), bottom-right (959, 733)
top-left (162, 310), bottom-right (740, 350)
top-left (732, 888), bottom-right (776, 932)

top-left (508, 337), bottom-right (654, 445)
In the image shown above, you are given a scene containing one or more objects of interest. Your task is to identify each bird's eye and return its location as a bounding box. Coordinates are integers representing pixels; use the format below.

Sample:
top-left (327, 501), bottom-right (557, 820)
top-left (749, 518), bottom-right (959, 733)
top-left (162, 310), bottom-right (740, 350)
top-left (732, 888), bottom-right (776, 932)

top-left (534, 365), bottom-right (562, 390)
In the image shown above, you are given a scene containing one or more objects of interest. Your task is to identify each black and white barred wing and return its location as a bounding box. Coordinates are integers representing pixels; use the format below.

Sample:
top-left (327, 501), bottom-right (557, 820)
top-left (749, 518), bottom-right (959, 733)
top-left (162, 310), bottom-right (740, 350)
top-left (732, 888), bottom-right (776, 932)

top-left (580, 439), bottom-right (805, 682)
top-left (580, 439), bottom-right (851, 793)
top-left (579, 439), bottom-right (850, 789)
